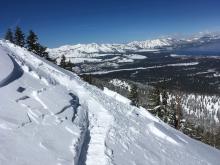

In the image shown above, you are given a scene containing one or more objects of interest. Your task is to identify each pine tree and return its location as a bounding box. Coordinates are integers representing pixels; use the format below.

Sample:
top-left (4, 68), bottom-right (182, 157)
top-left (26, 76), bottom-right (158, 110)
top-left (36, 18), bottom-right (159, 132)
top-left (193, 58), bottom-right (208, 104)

top-left (26, 30), bottom-right (38, 53)
top-left (5, 28), bottom-right (14, 43)
top-left (83, 74), bottom-right (93, 84)
top-left (36, 44), bottom-right (49, 58)
top-left (161, 89), bottom-right (168, 106)
top-left (160, 89), bottom-right (169, 122)
top-left (149, 86), bottom-right (161, 109)
top-left (60, 55), bottom-right (66, 68)
top-left (66, 60), bottom-right (74, 71)
top-left (26, 30), bottom-right (49, 58)
top-left (45, 54), bottom-right (56, 63)
top-left (149, 86), bottom-right (169, 123)
top-left (14, 26), bottom-right (25, 47)
top-left (129, 84), bottom-right (139, 107)
top-left (175, 92), bottom-right (182, 130)
top-left (168, 98), bottom-right (177, 127)
top-left (174, 82), bottom-right (184, 130)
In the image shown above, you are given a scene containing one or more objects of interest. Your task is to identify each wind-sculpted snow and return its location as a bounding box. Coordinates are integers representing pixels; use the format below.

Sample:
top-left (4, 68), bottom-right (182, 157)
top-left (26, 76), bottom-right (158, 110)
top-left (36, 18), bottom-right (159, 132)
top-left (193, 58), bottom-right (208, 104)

top-left (0, 41), bottom-right (89, 165)
top-left (0, 40), bottom-right (220, 165)
top-left (0, 48), bottom-right (14, 86)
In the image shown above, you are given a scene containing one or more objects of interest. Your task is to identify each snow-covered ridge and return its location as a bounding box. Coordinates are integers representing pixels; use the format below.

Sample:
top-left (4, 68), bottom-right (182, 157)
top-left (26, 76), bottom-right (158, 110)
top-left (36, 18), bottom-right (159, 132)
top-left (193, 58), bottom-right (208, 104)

top-left (1, 40), bottom-right (220, 165)
top-left (48, 33), bottom-right (220, 60)
top-left (48, 43), bottom-right (133, 58)
top-left (47, 38), bottom-right (173, 59)
top-left (127, 38), bottom-right (175, 49)
top-left (0, 49), bottom-right (14, 86)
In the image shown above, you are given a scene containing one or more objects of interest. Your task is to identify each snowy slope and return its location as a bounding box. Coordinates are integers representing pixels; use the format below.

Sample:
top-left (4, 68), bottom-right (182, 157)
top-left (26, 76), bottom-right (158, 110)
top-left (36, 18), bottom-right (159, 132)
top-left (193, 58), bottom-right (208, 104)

top-left (103, 87), bottom-right (131, 104)
top-left (0, 40), bottom-right (220, 165)
top-left (0, 49), bottom-right (14, 86)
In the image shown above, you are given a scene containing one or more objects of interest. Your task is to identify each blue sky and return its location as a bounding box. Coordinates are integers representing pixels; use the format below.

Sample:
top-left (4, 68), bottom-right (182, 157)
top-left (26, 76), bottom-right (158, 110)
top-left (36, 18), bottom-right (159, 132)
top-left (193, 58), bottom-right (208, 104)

top-left (1, 0), bottom-right (220, 47)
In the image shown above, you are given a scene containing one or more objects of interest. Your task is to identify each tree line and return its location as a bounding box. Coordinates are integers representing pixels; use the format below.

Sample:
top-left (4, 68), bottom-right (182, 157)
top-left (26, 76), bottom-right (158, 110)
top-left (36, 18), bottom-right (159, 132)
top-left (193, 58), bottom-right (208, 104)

top-left (5, 27), bottom-right (76, 71)
top-left (4, 26), bottom-right (54, 62)
top-left (128, 82), bottom-right (183, 130)
top-left (59, 55), bottom-right (75, 72)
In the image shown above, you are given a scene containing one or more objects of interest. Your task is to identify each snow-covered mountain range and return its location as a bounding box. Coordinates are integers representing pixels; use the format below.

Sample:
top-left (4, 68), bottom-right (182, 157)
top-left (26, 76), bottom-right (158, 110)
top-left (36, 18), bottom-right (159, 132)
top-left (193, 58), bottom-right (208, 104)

top-left (48, 39), bottom-right (171, 59)
top-left (48, 33), bottom-right (220, 60)
top-left (1, 40), bottom-right (220, 164)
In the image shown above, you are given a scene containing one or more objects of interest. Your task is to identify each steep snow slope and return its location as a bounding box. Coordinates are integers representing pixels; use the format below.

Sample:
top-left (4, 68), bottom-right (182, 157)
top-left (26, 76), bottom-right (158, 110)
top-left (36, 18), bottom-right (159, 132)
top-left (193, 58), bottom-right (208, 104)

top-left (0, 49), bottom-right (14, 86)
top-left (0, 43), bottom-right (88, 165)
top-left (0, 40), bottom-right (220, 165)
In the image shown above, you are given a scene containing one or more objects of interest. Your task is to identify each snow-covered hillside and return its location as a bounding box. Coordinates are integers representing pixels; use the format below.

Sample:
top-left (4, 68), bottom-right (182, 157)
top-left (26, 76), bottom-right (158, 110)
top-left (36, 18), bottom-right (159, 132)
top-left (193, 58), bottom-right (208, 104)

top-left (0, 49), bottom-right (14, 86)
top-left (0, 40), bottom-right (220, 165)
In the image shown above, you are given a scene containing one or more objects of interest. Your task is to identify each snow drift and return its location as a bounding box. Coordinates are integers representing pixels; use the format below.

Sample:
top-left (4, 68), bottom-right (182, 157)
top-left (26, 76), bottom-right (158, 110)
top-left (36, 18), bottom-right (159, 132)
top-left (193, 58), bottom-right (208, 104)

top-left (0, 49), bottom-right (14, 86)
top-left (0, 40), bottom-right (220, 165)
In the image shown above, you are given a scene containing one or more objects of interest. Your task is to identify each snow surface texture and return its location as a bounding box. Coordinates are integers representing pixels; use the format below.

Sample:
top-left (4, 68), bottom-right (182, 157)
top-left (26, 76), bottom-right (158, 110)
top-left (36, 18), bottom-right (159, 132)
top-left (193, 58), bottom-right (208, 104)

top-left (103, 87), bottom-right (131, 104)
top-left (0, 49), bottom-right (14, 86)
top-left (0, 40), bottom-right (220, 165)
